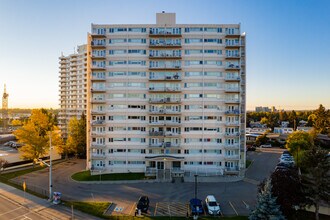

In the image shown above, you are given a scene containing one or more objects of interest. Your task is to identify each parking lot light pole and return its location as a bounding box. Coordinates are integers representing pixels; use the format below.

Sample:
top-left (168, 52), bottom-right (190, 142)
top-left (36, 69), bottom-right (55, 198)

top-left (49, 132), bottom-right (52, 201)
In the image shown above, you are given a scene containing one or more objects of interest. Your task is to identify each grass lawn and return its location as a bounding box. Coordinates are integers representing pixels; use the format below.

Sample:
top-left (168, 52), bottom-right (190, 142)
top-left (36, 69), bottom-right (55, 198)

top-left (72, 170), bottom-right (155, 181)
top-left (0, 166), bottom-right (46, 181)
top-left (64, 201), bottom-right (111, 218)
top-left (246, 160), bottom-right (252, 168)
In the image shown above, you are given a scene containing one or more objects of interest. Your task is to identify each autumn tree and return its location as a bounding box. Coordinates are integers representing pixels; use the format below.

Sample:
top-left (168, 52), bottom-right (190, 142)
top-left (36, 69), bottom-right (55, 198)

top-left (301, 146), bottom-right (330, 220)
top-left (63, 113), bottom-right (86, 158)
top-left (11, 119), bottom-right (23, 126)
top-left (13, 109), bottom-right (62, 166)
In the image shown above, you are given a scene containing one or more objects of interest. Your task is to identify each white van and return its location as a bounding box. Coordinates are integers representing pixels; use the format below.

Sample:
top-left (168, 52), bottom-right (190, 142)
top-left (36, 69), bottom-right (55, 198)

top-left (205, 195), bottom-right (221, 215)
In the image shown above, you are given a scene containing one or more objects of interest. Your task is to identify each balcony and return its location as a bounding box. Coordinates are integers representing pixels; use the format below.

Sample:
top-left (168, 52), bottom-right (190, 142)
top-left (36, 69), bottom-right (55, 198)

top-left (91, 143), bottom-right (106, 149)
top-left (164, 132), bottom-right (181, 137)
top-left (91, 98), bottom-right (106, 104)
top-left (224, 144), bottom-right (240, 149)
top-left (224, 76), bottom-right (240, 82)
top-left (225, 88), bottom-right (240, 93)
top-left (224, 132), bottom-right (240, 137)
top-left (225, 42), bottom-right (241, 48)
top-left (91, 88), bottom-right (106, 93)
top-left (224, 155), bottom-right (240, 160)
top-left (225, 110), bottom-right (240, 115)
top-left (149, 131), bottom-right (165, 136)
top-left (91, 32), bottom-right (106, 38)
top-left (91, 110), bottom-right (106, 115)
top-left (225, 121), bottom-right (240, 126)
top-left (149, 30), bottom-right (182, 37)
top-left (148, 143), bottom-right (164, 148)
top-left (149, 121), bottom-right (181, 126)
top-left (225, 99), bottom-right (240, 104)
top-left (149, 109), bottom-right (181, 115)
top-left (149, 98), bottom-right (181, 104)
top-left (91, 153), bottom-right (106, 159)
top-left (149, 74), bottom-right (181, 81)
top-left (149, 42), bottom-right (182, 48)
top-left (91, 65), bottom-right (106, 70)
top-left (149, 65), bottom-right (181, 70)
top-left (225, 30), bottom-right (240, 37)
top-left (225, 54), bottom-right (240, 59)
top-left (92, 55), bottom-right (106, 60)
top-left (149, 54), bottom-right (181, 60)
top-left (91, 76), bottom-right (106, 81)
top-left (149, 87), bottom-right (181, 92)
top-left (225, 64), bottom-right (240, 70)
top-left (91, 120), bottom-right (105, 125)
top-left (91, 41), bottom-right (106, 48)
top-left (91, 132), bottom-right (106, 137)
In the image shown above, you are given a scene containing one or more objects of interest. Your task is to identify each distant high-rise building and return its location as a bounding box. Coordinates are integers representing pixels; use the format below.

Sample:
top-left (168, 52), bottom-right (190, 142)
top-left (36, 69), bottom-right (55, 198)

top-left (58, 45), bottom-right (87, 138)
top-left (255, 106), bottom-right (271, 112)
top-left (86, 12), bottom-right (247, 177)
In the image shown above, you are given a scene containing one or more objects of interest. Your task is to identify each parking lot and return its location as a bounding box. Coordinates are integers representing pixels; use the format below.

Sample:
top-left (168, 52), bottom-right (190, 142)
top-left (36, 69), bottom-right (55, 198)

top-left (13, 149), bottom-right (282, 217)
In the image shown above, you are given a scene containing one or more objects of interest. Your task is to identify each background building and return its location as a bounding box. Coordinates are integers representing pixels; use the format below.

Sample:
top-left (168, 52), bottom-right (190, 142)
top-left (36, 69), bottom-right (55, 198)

top-left (87, 12), bottom-right (246, 178)
top-left (59, 45), bottom-right (87, 138)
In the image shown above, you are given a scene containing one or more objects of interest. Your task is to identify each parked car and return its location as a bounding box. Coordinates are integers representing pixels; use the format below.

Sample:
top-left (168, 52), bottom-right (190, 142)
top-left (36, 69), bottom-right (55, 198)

top-left (136, 196), bottom-right (149, 213)
top-left (190, 198), bottom-right (204, 215)
top-left (260, 143), bottom-right (272, 148)
top-left (205, 195), bottom-right (221, 215)
top-left (280, 154), bottom-right (293, 160)
top-left (279, 157), bottom-right (295, 164)
top-left (282, 150), bottom-right (291, 155)
top-left (247, 146), bottom-right (256, 151)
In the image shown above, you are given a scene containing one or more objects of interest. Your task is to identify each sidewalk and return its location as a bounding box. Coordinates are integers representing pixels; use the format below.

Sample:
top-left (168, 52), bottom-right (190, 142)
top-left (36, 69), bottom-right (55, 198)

top-left (0, 182), bottom-right (101, 219)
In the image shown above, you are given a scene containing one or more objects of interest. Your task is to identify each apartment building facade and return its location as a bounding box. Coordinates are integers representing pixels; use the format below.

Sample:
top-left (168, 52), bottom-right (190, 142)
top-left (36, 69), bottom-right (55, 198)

top-left (59, 45), bottom-right (88, 138)
top-left (87, 13), bottom-right (246, 177)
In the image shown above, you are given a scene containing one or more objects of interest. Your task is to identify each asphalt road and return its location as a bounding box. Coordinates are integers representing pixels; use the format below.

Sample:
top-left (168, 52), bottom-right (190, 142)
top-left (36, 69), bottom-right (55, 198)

top-left (0, 195), bottom-right (47, 220)
top-left (15, 149), bottom-right (283, 217)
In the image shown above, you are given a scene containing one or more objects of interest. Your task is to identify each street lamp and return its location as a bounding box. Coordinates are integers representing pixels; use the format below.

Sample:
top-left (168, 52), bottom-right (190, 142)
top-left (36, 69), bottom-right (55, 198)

top-left (37, 131), bottom-right (54, 201)
top-left (194, 174), bottom-right (198, 199)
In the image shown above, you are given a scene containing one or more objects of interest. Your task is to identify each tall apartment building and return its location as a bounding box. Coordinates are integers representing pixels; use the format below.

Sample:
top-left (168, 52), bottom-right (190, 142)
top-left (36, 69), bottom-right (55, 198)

top-left (87, 12), bottom-right (246, 178)
top-left (59, 45), bottom-right (88, 138)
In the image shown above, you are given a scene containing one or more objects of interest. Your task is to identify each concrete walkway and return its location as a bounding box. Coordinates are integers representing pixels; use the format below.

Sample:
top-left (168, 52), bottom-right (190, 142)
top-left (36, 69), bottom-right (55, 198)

top-left (0, 182), bottom-right (101, 219)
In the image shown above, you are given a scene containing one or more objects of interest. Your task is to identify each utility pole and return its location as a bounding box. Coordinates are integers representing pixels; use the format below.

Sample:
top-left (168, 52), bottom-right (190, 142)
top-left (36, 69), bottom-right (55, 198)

top-left (2, 84), bottom-right (9, 132)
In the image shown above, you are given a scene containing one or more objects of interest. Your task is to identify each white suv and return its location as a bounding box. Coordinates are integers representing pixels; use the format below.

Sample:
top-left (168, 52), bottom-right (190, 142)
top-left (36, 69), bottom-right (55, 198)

top-left (205, 195), bottom-right (221, 215)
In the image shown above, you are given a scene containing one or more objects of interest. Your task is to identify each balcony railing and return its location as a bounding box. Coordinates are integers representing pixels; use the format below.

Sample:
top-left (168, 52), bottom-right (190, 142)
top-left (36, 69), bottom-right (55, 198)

top-left (225, 88), bottom-right (240, 93)
top-left (149, 54), bottom-right (181, 59)
top-left (225, 30), bottom-right (240, 36)
top-left (149, 65), bottom-right (181, 70)
top-left (91, 88), bottom-right (106, 92)
top-left (91, 41), bottom-right (106, 47)
top-left (91, 65), bottom-right (106, 69)
top-left (224, 76), bottom-right (240, 81)
top-left (149, 131), bottom-right (165, 136)
top-left (225, 110), bottom-right (240, 115)
top-left (149, 42), bottom-right (181, 48)
top-left (149, 74), bottom-right (181, 81)
top-left (225, 99), bottom-right (240, 104)
top-left (91, 110), bottom-right (106, 114)
top-left (149, 98), bottom-right (181, 103)
top-left (149, 87), bottom-right (181, 92)
top-left (149, 121), bottom-right (181, 126)
top-left (225, 54), bottom-right (240, 58)
top-left (224, 166), bottom-right (239, 172)
top-left (91, 143), bottom-right (106, 148)
top-left (149, 109), bottom-right (181, 114)
top-left (224, 155), bottom-right (240, 160)
top-left (91, 120), bottom-right (105, 125)
top-left (164, 132), bottom-right (181, 137)
top-left (224, 144), bottom-right (240, 149)
top-left (225, 121), bottom-right (240, 126)
top-left (225, 42), bottom-right (241, 47)
top-left (225, 64), bottom-right (240, 70)
top-left (225, 132), bottom-right (240, 137)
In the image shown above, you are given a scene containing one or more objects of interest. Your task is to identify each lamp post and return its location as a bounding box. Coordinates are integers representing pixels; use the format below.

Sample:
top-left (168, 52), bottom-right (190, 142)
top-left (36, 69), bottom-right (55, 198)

top-left (49, 131), bottom-right (53, 201)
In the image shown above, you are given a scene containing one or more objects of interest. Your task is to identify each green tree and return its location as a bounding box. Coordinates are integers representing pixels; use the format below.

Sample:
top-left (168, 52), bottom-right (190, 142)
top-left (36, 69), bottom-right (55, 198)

top-left (249, 179), bottom-right (285, 220)
top-left (260, 117), bottom-right (269, 125)
top-left (301, 146), bottom-right (330, 220)
top-left (13, 109), bottom-right (62, 167)
top-left (270, 168), bottom-right (307, 218)
top-left (285, 131), bottom-right (313, 167)
top-left (313, 104), bottom-right (330, 134)
top-left (256, 133), bottom-right (269, 146)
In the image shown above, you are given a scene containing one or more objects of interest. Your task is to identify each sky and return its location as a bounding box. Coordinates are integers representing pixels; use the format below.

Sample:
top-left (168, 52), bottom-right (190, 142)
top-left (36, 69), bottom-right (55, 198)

top-left (0, 0), bottom-right (329, 110)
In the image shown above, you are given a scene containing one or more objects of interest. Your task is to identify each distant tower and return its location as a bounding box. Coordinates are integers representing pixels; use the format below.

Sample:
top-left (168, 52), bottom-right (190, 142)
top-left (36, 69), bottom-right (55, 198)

top-left (2, 84), bottom-right (9, 132)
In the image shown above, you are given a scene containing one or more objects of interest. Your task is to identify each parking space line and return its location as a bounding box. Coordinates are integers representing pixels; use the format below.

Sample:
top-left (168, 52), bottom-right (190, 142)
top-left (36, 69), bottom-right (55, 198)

top-left (229, 201), bottom-right (238, 216)
top-left (168, 203), bottom-right (171, 217)
top-left (129, 202), bottom-right (136, 216)
top-left (0, 207), bottom-right (22, 217)
top-left (154, 202), bottom-right (158, 216)
top-left (242, 200), bottom-right (250, 210)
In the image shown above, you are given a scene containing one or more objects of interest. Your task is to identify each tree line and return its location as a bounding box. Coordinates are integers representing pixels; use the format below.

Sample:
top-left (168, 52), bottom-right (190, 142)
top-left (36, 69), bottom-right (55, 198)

top-left (247, 104), bottom-right (330, 134)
